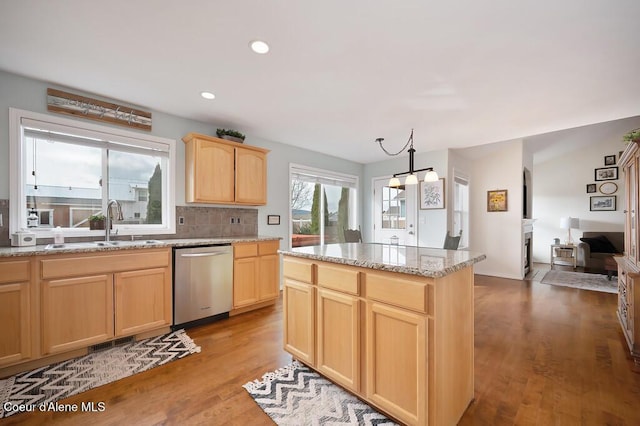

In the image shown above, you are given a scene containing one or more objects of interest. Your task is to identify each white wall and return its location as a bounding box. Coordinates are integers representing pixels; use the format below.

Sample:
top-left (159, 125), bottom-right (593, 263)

top-left (468, 140), bottom-right (525, 279)
top-left (0, 70), bottom-right (364, 250)
top-left (532, 139), bottom-right (624, 263)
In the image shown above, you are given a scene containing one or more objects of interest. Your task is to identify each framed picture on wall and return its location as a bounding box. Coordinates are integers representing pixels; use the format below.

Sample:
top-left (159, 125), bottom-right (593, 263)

top-left (487, 189), bottom-right (508, 212)
top-left (590, 195), bottom-right (616, 211)
top-left (420, 178), bottom-right (445, 209)
top-left (586, 183), bottom-right (597, 193)
top-left (604, 155), bottom-right (616, 166)
top-left (595, 166), bottom-right (618, 181)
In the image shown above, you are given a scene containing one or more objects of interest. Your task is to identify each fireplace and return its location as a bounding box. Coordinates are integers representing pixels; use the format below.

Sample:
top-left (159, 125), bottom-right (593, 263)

top-left (522, 219), bottom-right (536, 276)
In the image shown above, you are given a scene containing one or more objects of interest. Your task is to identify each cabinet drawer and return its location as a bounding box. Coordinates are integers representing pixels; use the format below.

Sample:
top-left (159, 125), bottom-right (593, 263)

top-left (0, 260), bottom-right (30, 284)
top-left (40, 249), bottom-right (170, 280)
top-left (317, 263), bottom-right (359, 295)
top-left (234, 243), bottom-right (258, 258)
top-left (259, 240), bottom-right (280, 256)
top-left (365, 271), bottom-right (429, 313)
top-left (283, 258), bottom-right (314, 283)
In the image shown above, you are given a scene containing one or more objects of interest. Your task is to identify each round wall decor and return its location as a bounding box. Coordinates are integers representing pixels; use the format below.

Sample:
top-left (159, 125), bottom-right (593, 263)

top-left (599, 182), bottom-right (618, 195)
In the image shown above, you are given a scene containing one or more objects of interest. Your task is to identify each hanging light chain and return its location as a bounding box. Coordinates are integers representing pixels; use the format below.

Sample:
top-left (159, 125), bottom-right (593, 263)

top-left (375, 129), bottom-right (414, 156)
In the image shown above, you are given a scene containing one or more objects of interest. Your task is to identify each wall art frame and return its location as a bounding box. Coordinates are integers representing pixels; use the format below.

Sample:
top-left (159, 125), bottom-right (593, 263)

top-left (604, 155), bottom-right (616, 166)
top-left (595, 166), bottom-right (618, 181)
top-left (487, 189), bottom-right (508, 212)
top-left (590, 195), bottom-right (616, 211)
top-left (267, 215), bottom-right (280, 225)
top-left (586, 183), bottom-right (597, 193)
top-left (420, 178), bottom-right (445, 210)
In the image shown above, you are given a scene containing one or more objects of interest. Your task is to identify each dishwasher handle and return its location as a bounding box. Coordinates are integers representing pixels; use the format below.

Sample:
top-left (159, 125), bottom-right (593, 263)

top-left (179, 252), bottom-right (229, 258)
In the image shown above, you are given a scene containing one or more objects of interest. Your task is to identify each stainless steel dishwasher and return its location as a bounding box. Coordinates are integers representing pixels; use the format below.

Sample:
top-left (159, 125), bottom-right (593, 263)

top-left (173, 245), bottom-right (233, 329)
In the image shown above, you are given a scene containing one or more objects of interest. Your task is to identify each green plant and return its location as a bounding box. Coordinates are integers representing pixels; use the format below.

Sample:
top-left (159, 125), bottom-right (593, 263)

top-left (89, 213), bottom-right (105, 221)
top-left (216, 128), bottom-right (245, 140)
top-left (623, 128), bottom-right (640, 144)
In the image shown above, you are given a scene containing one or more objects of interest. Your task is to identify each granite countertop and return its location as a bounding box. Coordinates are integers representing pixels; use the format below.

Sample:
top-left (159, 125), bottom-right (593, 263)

top-left (0, 236), bottom-right (281, 258)
top-left (280, 243), bottom-right (486, 278)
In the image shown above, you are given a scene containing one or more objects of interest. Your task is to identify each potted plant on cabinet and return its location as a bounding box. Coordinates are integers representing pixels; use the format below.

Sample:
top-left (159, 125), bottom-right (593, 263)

top-left (88, 214), bottom-right (106, 230)
top-left (623, 128), bottom-right (640, 144)
top-left (216, 128), bottom-right (246, 143)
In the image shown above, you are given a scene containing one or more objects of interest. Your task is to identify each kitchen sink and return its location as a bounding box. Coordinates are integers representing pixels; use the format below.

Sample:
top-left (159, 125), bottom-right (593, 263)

top-left (44, 240), bottom-right (165, 250)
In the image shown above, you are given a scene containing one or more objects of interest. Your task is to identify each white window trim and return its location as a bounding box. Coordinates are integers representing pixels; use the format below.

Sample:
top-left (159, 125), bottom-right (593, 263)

top-left (9, 108), bottom-right (176, 238)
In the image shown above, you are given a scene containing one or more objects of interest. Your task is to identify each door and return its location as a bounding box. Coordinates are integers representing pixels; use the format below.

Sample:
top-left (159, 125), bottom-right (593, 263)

top-left (115, 268), bottom-right (170, 336)
top-left (373, 177), bottom-right (417, 245)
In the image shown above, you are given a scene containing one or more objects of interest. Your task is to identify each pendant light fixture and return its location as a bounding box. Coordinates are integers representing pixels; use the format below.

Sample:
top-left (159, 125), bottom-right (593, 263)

top-left (375, 129), bottom-right (438, 187)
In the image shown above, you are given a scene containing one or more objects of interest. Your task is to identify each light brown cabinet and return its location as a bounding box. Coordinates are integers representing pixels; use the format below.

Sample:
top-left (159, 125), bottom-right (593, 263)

top-left (39, 248), bottom-right (172, 356)
top-left (282, 255), bottom-right (475, 426)
top-left (232, 240), bottom-right (280, 311)
top-left (182, 133), bottom-right (269, 205)
top-left (41, 274), bottom-right (114, 355)
top-left (617, 140), bottom-right (640, 369)
top-left (283, 258), bottom-right (316, 365)
top-left (0, 259), bottom-right (34, 367)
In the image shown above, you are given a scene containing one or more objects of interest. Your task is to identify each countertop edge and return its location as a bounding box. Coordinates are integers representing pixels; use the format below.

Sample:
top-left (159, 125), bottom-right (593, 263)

top-left (0, 236), bottom-right (282, 258)
top-left (280, 249), bottom-right (487, 278)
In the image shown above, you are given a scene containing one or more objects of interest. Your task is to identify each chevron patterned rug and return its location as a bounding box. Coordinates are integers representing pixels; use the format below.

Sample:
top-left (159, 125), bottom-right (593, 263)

top-left (244, 360), bottom-right (398, 425)
top-left (0, 329), bottom-right (200, 418)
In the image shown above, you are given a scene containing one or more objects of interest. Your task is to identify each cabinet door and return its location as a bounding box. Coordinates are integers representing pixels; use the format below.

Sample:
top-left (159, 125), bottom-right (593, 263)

top-left (192, 139), bottom-right (235, 203)
top-left (42, 275), bottom-right (114, 355)
top-left (233, 257), bottom-right (259, 308)
top-left (235, 147), bottom-right (267, 205)
top-left (0, 282), bottom-right (31, 366)
top-left (258, 254), bottom-right (279, 301)
top-left (317, 288), bottom-right (360, 392)
top-left (626, 158), bottom-right (638, 264)
top-left (283, 278), bottom-right (315, 365)
top-left (366, 301), bottom-right (427, 426)
top-left (115, 268), bottom-right (171, 336)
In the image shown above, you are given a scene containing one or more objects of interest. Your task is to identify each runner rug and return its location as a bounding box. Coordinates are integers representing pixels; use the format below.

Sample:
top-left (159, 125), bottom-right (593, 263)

top-left (0, 329), bottom-right (200, 418)
top-left (540, 270), bottom-right (618, 293)
top-left (243, 360), bottom-right (398, 425)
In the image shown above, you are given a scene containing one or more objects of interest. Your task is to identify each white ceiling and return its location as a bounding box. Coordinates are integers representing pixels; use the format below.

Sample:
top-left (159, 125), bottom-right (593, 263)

top-left (1, 1), bottom-right (639, 164)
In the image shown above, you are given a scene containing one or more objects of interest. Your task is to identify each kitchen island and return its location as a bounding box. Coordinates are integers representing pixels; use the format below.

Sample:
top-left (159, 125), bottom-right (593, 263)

top-left (280, 243), bottom-right (485, 426)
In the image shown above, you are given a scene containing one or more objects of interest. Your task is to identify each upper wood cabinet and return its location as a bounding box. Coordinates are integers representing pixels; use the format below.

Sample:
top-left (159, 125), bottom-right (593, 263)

top-left (182, 133), bottom-right (269, 205)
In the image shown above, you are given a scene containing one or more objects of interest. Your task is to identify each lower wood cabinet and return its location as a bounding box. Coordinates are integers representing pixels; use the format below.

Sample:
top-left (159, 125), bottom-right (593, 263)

top-left (115, 268), bottom-right (171, 336)
top-left (283, 277), bottom-right (315, 365)
top-left (282, 255), bottom-right (474, 426)
top-left (366, 301), bottom-right (427, 425)
top-left (39, 249), bottom-right (171, 356)
top-left (317, 287), bottom-right (360, 392)
top-left (41, 274), bottom-right (114, 355)
top-left (233, 241), bottom-right (280, 311)
top-left (0, 259), bottom-right (33, 367)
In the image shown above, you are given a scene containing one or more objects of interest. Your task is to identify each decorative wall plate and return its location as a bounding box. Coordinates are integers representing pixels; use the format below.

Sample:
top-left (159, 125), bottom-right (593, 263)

top-left (599, 182), bottom-right (618, 195)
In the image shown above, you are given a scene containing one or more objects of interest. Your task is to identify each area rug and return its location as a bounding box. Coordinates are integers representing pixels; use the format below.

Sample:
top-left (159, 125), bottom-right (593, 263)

top-left (0, 329), bottom-right (200, 418)
top-left (540, 270), bottom-right (618, 293)
top-left (244, 360), bottom-right (398, 425)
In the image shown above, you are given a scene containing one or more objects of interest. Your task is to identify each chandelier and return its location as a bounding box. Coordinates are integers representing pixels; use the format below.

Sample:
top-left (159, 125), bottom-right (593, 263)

top-left (375, 129), bottom-right (438, 187)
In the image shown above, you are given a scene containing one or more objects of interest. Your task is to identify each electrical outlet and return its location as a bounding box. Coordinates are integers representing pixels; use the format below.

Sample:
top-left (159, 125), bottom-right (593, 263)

top-left (237, 217), bottom-right (241, 224)
top-left (230, 217), bottom-right (235, 224)
top-left (178, 216), bottom-right (185, 225)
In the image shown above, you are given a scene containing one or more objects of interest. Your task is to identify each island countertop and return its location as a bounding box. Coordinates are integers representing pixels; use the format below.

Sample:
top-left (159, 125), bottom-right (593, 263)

top-left (279, 242), bottom-right (485, 278)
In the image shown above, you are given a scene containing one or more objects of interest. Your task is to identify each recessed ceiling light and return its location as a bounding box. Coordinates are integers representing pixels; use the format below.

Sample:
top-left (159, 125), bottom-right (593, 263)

top-left (250, 40), bottom-right (270, 54)
top-left (200, 91), bottom-right (215, 100)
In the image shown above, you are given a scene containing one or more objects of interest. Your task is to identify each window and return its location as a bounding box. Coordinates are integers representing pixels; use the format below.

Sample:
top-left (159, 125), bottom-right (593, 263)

top-left (290, 164), bottom-right (358, 248)
top-left (10, 108), bottom-right (176, 237)
top-left (453, 173), bottom-right (469, 249)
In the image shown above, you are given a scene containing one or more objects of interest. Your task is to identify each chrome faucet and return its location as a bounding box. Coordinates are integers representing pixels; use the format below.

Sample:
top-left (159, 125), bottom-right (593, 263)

top-left (106, 199), bottom-right (123, 242)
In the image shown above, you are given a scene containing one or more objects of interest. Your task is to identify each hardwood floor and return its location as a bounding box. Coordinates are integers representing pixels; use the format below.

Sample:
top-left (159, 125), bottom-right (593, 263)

top-left (5, 266), bottom-right (640, 425)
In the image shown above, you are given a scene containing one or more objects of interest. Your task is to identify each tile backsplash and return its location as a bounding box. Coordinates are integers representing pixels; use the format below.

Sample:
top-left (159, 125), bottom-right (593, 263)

top-left (0, 200), bottom-right (258, 246)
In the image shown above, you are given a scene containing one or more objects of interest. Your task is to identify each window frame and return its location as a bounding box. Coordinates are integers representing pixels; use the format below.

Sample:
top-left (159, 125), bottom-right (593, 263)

top-left (289, 163), bottom-right (359, 249)
top-left (9, 107), bottom-right (176, 238)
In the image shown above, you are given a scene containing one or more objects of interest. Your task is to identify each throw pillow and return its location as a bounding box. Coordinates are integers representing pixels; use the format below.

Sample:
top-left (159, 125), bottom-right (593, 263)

top-left (579, 235), bottom-right (618, 253)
